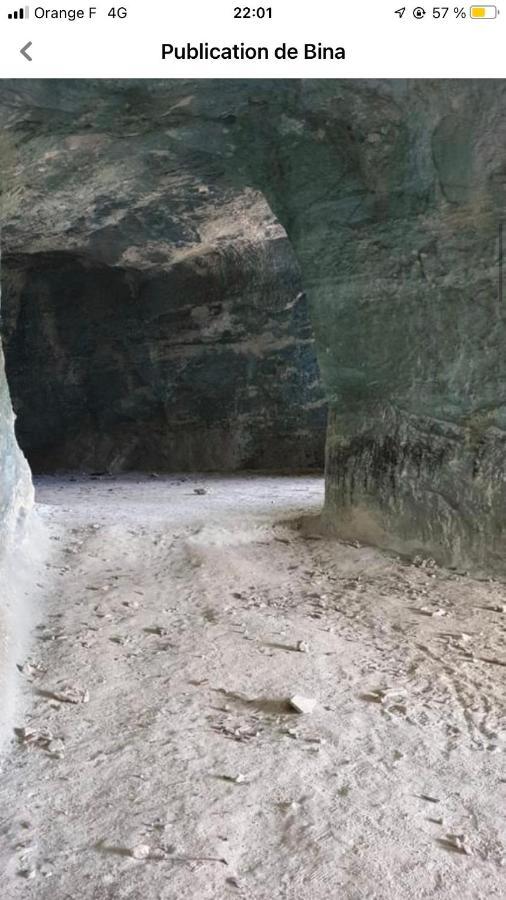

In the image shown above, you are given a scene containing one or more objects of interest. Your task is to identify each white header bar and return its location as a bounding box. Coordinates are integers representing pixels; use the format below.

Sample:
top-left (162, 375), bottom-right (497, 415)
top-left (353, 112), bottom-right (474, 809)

top-left (0, 2), bottom-right (504, 78)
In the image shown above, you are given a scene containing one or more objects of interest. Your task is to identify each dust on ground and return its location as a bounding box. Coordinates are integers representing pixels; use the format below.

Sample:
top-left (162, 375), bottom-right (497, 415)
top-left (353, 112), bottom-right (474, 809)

top-left (0, 474), bottom-right (505, 899)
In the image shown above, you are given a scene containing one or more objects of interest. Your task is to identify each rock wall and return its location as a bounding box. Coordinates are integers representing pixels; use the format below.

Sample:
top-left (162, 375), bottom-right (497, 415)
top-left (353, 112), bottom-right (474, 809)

top-left (0, 332), bottom-right (32, 560)
top-left (0, 83), bottom-right (326, 474)
top-left (234, 80), bottom-right (506, 570)
top-left (1, 79), bottom-right (505, 569)
top-left (0, 345), bottom-right (33, 743)
top-left (0, 135), bottom-right (34, 738)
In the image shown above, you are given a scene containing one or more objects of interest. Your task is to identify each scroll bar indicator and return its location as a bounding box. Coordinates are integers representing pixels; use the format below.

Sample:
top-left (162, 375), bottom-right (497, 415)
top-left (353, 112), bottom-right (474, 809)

top-left (470, 6), bottom-right (498, 16)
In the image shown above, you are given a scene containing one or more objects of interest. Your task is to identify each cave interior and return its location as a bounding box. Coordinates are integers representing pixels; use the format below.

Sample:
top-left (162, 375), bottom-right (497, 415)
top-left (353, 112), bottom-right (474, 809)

top-left (0, 80), bottom-right (505, 897)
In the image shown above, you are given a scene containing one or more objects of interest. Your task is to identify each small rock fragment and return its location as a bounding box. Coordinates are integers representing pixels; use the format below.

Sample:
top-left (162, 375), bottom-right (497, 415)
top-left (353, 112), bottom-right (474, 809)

top-left (222, 773), bottom-right (247, 784)
top-left (297, 641), bottom-right (310, 653)
top-left (15, 726), bottom-right (54, 751)
top-left (146, 625), bottom-right (169, 637)
top-left (50, 684), bottom-right (89, 704)
top-left (39, 864), bottom-right (53, 878)
top-left (289, 695), bottom-right (317, 714)
top-left (445, 833), bottom-right (470, 855)
top-left (364, 687), bottom-right (407, 705)
top-left (284, 727), bottom-right (298, 738)
top-left (18, 866), bottom-right (36, 880)
top-left (47, 737), bottom-right (66, 758)
top-left (131, 844), bottom-right (151, 860)
top-left (17, 660), bottom-right (46, 678)
top-left (413, 556), bottom-right (437, 569)
top-left (194, 488), bottom-right (207, 495)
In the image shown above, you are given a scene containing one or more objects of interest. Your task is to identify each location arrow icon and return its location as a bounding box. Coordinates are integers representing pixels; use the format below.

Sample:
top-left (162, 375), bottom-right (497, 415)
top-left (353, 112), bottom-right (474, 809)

top-left (20, 41), bottom-right (32, 61)
top-left (395, 7), bottom-right (406, 16)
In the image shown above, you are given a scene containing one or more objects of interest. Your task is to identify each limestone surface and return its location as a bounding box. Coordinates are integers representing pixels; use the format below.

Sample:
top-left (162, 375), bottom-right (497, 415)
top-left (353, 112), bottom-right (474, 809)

top-left (0, 332), bottom-right (32, 558)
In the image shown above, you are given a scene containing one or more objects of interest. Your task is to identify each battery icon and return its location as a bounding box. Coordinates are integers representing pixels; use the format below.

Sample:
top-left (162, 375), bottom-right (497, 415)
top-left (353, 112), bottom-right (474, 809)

top-left (470, 5), bottom-right (497, 16)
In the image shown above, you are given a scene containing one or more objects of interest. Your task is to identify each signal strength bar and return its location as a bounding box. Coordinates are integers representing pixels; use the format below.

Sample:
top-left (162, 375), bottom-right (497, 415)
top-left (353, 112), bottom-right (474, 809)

top-left (8, 6), bottom-right (29, 18)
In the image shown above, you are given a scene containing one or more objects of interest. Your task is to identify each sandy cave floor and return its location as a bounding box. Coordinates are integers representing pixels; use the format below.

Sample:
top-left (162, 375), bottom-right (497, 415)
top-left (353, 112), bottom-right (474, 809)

top-left (0, 474), bottom-right (505, 899)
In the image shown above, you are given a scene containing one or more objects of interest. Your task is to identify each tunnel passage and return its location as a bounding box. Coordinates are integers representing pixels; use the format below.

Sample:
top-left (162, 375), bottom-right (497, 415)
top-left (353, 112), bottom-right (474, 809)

top-left (2, 78), bottom-right (506, 570)
top-left (2, 235), bottom-right (326, 474)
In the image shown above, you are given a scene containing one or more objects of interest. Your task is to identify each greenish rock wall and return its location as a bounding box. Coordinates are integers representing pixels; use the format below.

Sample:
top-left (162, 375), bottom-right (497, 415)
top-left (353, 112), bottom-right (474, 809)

top-left (231, 80), bottom-right (506, 570)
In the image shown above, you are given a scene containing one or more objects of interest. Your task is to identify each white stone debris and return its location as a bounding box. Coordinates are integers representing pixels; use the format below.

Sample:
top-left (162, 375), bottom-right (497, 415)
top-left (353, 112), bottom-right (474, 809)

top-left (50, 684), bottom-right (90, 704)
top-left (17, 660), bottom-right (46, 678)
top-left (445, 833), bottom-right (471, 855)
top-left (131, 844), bottom-right (151, 859)
top-left (289, 695), bottom-right (317, 714)
top-left (15, 727), bottom-right (66, 758)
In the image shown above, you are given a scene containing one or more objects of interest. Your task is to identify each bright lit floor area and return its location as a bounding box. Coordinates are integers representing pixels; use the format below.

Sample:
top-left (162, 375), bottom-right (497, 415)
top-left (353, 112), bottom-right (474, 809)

top-left (0, 475), bottom-right (505, 899)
